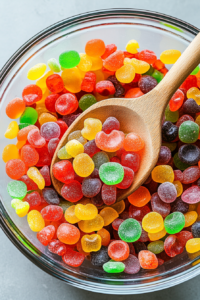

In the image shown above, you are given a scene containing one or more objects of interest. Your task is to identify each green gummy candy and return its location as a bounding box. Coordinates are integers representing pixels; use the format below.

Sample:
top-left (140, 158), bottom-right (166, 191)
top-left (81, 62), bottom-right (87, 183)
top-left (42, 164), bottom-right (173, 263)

top-left (47, 58), bottom-right (61, 73)
top-left (152, 70), bottom-right (164, 83)
top-left (118, 218), bottom-right (142, 242)
top-left (173, 153), bottom-right (190, 170)
top-left (7, 181), bottom-right (27, 200)
top-left (11, 199), bottom-right (22, 209)
top-left (147, 241), bottom-right (164, 254)
top-left (19, 123), bottom-right (32, 130)
top-left (20, 107), bottom-right (38, 125)
top-left (103, 260), bottom-right (125, 273)
top-left (58, 146), bottom-right (72, 159)
top-left (179, 120), bottom-right (199, 143)
top-left (164, 212), bottom-right (185, 234)
top-left (59, 51), bottom-right (80, 69)
top-left (144, 65), bottom-right (154, 76)
top-left (92, 152), bottom-right (110, 169)
top-left (165, 105), bottom-right (179, 123)
top-left (79, 94), bottom-right (97, 111)
top-left (99, 162), bottom-right (124, 185)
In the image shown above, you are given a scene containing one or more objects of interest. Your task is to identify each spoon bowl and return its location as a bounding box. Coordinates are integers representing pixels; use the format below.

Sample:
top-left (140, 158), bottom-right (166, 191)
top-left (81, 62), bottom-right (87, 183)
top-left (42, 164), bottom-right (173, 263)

top-left (51, 32), bottom-right (200, 201)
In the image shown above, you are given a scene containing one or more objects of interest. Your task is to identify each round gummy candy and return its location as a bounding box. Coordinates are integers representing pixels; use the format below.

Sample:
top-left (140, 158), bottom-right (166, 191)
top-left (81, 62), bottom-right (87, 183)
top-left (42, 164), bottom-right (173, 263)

top-left (99, 162), bottom-right (124, 185)
top-left (164, 212), bottom-right (185, 234)
top-left (59, 51), bottom-right (80, 69)
top-left (79, 94), bottom-right (97, 111)
top-left (20, 107), bottom-right (38, 125)
top-left (7, 181), bottom-right (27, 199)
top-left (179, 121), bottom-right (199, 143)
top-left (103, 260), bottom-right (125, 273)
top-left (118, 218), bottom-right (142, 242)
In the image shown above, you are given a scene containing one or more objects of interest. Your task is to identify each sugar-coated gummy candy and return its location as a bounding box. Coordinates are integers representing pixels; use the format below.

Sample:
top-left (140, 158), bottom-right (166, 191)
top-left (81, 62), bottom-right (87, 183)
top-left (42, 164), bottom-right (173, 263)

top-left (108, 240), bottom-right (129, 261)
top-left (103, 260), bottom-right (125, 273)
top-left (42, 188), bottom-right (60, 205)
top-left (40, 122), bottom-right (60, 141)
top-left (151, 193), bottom-right (170, 217)
top-left (27, 167), bottom-right (45, 190)
top-left (138, 250), bottom-right (158, 269)
top-left (101, 184), bottom-right (116, 205)
top-left (81, 118), bottom-right (102, 141)
top-left (99, 162), bottom-right (124, 185)
top-left (92, 151), bottom-right (110, 169)
top-left (191, 221), bottom-right (200, 238)
top-left (157, 182), bottom-right (177, 203)
top-left (78, 214), bottom-right (104, 233)
top-left (27, 210), bottom-right (45, 232)
top-left (123, 254), bottom-right (141, 274)
top-left (118, 218), bottom-right (142, 242)
top-left (82, 178), bottom-right (102, 198)
top-left (68, 130), bottom-right (87, 146)
top-left (91, 246), bottom-right (110, 266)
top-left (121, 152), bottom-right (140, 172)
top-left (84, 139), bottom-right (100, 157)
top-left (62, 247), bottom-right (85, 267)
top-left (73, 153), bottom-right (94, 177)
top-left (57, 223), bottom-right (80, 245)
top-left (41, 205), bottom-right (63, 221)
top-left (75, 203), bottom-right (98, 220)
top-left (57, 146), bottom-right (72, 160)
top-left (61, 180), bottom-right (83, 202)
top-left (25, 191), bottom-right (41, 209)
top-left (128, 205), bottom-right (150, 221)
top-left (181, 186), bottom-right (200, 204)
top-left (81, 234), bottom-right (101, 252)
top-left (37, 225), bottom-right (55, 246)
top-left (151, 165), bottom-right (174, 183)
top-left (95, 130), bottom-right (124, 152)
top-left (7, 180), bottom-right (27, 199)
top-left (171, 197), bottom-right (189, 214)
top-left (179, 121), bottom-right (199, 143)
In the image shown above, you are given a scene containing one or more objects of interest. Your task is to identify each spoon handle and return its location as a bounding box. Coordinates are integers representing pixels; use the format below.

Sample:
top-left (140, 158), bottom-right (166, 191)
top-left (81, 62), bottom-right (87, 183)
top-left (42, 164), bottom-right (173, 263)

top-left (154, 32), bottom-right (200, 109)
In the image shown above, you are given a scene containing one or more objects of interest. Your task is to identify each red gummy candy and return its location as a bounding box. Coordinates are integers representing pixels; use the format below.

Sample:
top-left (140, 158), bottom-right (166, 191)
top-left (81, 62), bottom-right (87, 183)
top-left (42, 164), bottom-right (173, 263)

top-left (37, 225), bottom-right (55, 246)
top-left (46, 74), bottom-right (64, 93)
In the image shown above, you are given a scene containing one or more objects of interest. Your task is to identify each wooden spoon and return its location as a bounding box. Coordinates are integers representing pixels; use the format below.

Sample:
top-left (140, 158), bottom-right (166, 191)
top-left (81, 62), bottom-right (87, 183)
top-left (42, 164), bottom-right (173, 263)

top-left (51, 33), bottom-right (200, 202)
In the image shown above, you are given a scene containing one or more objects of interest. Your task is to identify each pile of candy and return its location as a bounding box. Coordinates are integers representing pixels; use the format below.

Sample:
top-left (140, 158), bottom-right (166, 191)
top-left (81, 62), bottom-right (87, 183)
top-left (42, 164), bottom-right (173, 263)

top-left (3, 38), bottom-right (200, 274)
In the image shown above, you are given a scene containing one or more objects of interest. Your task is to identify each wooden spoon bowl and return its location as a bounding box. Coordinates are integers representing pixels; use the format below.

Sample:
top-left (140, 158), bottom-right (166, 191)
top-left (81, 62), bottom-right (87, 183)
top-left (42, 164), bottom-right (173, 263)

top-left (51, 32), bottom-right (200, 202)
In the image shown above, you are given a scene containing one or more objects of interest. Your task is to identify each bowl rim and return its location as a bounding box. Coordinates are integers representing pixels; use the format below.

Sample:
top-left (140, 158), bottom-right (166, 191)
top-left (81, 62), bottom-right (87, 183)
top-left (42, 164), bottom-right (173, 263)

top-left (1, 8), bottom-right (200, 294)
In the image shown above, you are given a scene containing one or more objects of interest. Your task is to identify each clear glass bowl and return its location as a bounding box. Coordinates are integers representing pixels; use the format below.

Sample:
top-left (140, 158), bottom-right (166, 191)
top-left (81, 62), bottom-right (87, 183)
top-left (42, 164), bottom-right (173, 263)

top-left (1, 8), bottom-right (200, 294)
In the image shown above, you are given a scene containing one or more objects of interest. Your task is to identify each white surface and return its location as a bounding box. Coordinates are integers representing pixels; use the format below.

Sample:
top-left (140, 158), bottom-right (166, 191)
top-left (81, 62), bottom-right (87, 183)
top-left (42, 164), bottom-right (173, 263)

top-left (1, 0), bottom-right (200, 299)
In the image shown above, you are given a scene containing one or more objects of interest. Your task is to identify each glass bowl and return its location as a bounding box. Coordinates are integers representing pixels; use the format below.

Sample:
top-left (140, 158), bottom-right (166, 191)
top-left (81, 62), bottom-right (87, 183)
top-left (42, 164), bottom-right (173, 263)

top-left (1, 8), bottom-right (200, 295)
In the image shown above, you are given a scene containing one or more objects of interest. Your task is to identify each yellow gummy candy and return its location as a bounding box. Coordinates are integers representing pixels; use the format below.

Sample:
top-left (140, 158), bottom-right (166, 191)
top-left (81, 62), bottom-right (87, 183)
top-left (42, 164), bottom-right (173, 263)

top-left (5, 121), bottom-right (19, 139)
top-left (27, 63), bottom-right (47, 80)
top-left (66, 140), bottom-right (84, 157)
top-left (61, 67), bottom-right (82, 93)
top-left (65, 205), bottom-right (80, 224)
top-left (116, 64), bottom-right (135, 83)
top-left (2, 144), bottom-right (19, 162)
top-left (81, 234), bottom-right (102, 252)
top-left (160, 49), bottom-right (181, 64)
top-left (151, 165), bottom-right (174, 183)
top-left (27, 167), bottom-right (45, 190)
top-left (173, 180), bottom-right (183, 197)
top-left (78, 53), bottom-right (92, 72)
top-left (81, 118), bottom-right (102, 140)
top-left (68, 130), bottom-right (87, 145)
top-left (57, 146), bottom-right (72, 160)
top-left (148, 228), bottom-right (167, 241)
top-left (184, 211), bottom-right (198, 227)
top-left (75, 204), bottom-right (98, 220)
top-left (124, 58), bottom-right (150, 74)
top-left (142, 212), bottom-right (164, 233)
top-left (187, 87), bottom-right (200, 105)
top-left (73, 153), bottom-right (94, 177)
top-left (126, 39), bottom-right (139, 54)
top-left (186, 238), bottom-right (200, 253)
top-left (27, 210), bottom-right (45, 232)
top-left (78, 214), bottom-right (104, 233)
top-left (89, 56), bottom-right (103, 71)
top-left (39, 113), bottom-right (57, 125)
top-left (11, 199), bottom-right (30, 217)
